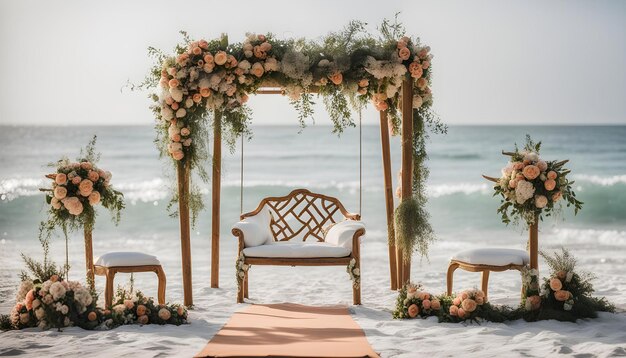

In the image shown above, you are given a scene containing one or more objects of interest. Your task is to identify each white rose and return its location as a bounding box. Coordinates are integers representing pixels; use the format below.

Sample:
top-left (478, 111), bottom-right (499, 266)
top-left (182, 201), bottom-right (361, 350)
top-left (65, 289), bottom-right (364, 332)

top-left (49, 282), bottom-right (66, 300)
top-left (524, 152), bottom-right (539, 163)
top-left (238, 60), bottom-right (251, 71)
top-left (515, 180), bottom-right (535, 204)
top-left (175, 108), bottom-right (187, 118)
top-left (35, 308), bottom-right (45, 320)
top-left (169, 87), bottom-right (183, 102)
top-left (185, 98), bottom-right (194, 108)
top-left (412, 95), bottom-right (423, 108)
top-left (161, 106), bottom-right (174, 121)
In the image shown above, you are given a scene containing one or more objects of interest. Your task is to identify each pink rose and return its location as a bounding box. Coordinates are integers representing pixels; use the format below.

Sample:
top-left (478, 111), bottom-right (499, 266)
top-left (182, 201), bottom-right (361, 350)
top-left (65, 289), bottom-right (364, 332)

top-left (198, 39), bottom-right (208, 49)
top-left (72, 176), bottom-right (81, 185)
top-left (475, 290), bottom-right (485, 299)
top-left (79, 179), bottom-right (93, 197)
top-left (251, 62), bottom-right (265, 78)
top-left (457, 308), bottom-right (466, 319)
top-left (554, 290), bottom-right (571, 302)
top-left (535, 195), bottom-right (548, 209)
top-left (177, 306), bottom-right (185, 316)
top-left (537, 160), bottom-right (548, 172)
top-left (124, 299), bottom-right (134, 310)
top-left (453, 297), bottom-right (461, 306)
top-left (398, 47), bottom-right (411, 61)
top-left (547, 171), bottom-right (557, 180)
top-left (137, 314), bottom-right (149, 325)
top-left (475, 296), bottom-right (484, 305)
top-left (449, 305), bottom-right (458, 316)
top-left (181, 128), bottom-right (191, 136)
top-left (422, 299), bottom-right (431, 310)
top-left (183, 138), bottom-right (192, 147)
top-left (329, 72), bottom-right (343, 85)
top-left (549, 278), bottom-right (563, 291)
top-left (55, 173), bottom-right (67, 185)
top-left (396, 40), bottom-right (407, 49)
top-left (88, 171), bottom-right (99, 182)
top-left (50, 275), bottom-right (59, 282)
top-left (544, 179), bottom-right (556, 191)
top-left (407, 304), bottom-right (419, 318)
top-left (527, 295), bottom-right (541, 310)
top-left (421, 60), bottom-right (430, 69)
top-left (214, 51), bottom-right (228, 65)
top-left (430, 299), bottom-right (441, 310)
top-left (408, 62), bottom-right (423, 78)
top-left (54, 186), bottom-right (67, 200)
top-left (158, 308), bottom-right (171, 321)
top-left (416, 77), bottom-right (427, 89)
top-left (460, 292), bottom-right (469, 300)
top-left (552, 191), bottom-right (562, 201)
top-left (172, 151), bottom-right (184, 161)
top-left (461, 298), bottom-right (477, 313)
top-left (88, 191), bottom-right (101, 205)
top-left (522, 165), bottom-right (540, 180)
top-left (513, 162), bottom-right (524, 170)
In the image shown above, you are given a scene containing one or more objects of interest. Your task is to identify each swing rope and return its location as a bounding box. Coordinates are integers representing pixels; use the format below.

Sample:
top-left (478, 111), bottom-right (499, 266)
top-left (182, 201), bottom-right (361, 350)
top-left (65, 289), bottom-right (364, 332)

top-left (238, 116), bottom-right (363, 217)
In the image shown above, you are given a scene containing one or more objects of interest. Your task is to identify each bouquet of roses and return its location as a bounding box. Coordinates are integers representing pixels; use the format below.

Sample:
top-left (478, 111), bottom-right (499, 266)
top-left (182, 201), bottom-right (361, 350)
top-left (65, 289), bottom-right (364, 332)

top-left (393, 282), bottom-right (441, 319)
top-left (486, 135), bottom-right (582, 225)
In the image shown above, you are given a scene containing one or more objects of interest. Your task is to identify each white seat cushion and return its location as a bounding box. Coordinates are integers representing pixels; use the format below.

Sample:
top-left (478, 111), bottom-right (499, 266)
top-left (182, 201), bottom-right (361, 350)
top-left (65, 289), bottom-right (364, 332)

top-left (451, 248), bottom-right (529, 266)
top-left (243, 241), bottom-right (351, 258)
top-left (95, 252), bottom-right (161, 267)
top-left (324, 220), bottom-right (365, 252)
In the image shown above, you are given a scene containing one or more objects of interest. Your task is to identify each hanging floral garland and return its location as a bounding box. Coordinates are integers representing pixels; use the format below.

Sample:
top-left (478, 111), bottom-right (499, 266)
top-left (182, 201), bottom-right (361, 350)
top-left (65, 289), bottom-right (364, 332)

top-left (139, 17), bottom-right (445, 255)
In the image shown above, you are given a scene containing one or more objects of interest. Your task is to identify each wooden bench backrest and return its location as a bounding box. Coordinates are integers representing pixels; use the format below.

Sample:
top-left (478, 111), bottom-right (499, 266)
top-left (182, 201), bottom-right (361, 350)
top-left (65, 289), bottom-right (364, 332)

top-left (241, 189), bottom-right (360, 242)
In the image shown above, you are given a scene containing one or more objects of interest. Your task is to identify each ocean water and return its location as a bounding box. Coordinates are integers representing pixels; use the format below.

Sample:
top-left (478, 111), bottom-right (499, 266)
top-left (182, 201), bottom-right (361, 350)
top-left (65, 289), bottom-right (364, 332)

top-left (1, 125), bottom-right (625, 307)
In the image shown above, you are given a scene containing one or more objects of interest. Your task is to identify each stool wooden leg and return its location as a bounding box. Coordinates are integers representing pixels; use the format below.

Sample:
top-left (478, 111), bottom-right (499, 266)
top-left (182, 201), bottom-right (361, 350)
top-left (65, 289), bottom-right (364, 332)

top-left (243, 269), bottom-right (249, 299)
top-left (447, 262), bottom-right (459, 296)
top-left (105, 269), bottom-right (115, 309)
top-left (156, 266), bottom-right (167, 305)
top-left (481, 270), bottom-right (490, 301)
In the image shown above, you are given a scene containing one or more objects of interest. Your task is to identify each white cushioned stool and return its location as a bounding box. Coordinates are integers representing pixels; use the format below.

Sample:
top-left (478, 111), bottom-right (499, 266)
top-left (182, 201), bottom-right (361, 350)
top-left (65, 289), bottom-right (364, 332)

top-left (447, 248), bottom-right (529, 301)
top-left (94, 252), bottom-right (166, 308)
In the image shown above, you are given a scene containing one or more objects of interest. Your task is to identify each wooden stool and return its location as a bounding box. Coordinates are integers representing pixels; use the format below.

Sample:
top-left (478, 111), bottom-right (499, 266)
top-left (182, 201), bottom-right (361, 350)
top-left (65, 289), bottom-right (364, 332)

top-left (94, 252), bottom-right (166, 308)
top-left (446, 248), bottom-right (529, 301)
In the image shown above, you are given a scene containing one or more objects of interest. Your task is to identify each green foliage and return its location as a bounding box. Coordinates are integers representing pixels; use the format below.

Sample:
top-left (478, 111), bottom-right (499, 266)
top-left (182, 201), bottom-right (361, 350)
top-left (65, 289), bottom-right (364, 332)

top-left (394, 197), bottom-right (435, 260)
top-left (20, 225), bottom-right (64, 282)
top-left (0, 315), bottom-right (11, 331)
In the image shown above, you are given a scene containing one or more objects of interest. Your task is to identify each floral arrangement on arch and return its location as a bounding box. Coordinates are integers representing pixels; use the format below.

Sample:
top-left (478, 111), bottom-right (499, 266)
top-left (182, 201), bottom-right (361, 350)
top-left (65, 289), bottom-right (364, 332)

top-left (392, 283), bottom-right (441, 319)
top-left (39, 136), bottom-right (124, 275)
top-left (486, 135), bottom-right (583, 226)
top-left (139, 17), bottom-right (445, 243)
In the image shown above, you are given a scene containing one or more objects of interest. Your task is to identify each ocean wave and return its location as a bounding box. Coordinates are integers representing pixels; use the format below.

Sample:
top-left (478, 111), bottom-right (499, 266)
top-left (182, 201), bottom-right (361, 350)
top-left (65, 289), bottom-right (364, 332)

top-left (574, 174), bottom-right (626, 186)
top-left (549, 228), bottom-right (626, 246)
top-left (427, 183), bottom-right (491, 198)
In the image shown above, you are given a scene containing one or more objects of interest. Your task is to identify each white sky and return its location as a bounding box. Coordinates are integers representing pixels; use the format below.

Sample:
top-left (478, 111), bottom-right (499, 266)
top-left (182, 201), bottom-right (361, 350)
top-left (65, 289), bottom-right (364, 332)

top-left (1, 0), bottom-right (625, 126)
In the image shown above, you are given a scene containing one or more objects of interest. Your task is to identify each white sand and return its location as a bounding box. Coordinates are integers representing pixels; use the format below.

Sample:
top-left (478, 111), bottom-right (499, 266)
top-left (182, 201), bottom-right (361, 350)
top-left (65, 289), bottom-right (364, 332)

top-left (1, 229), bottom-right (625, 357)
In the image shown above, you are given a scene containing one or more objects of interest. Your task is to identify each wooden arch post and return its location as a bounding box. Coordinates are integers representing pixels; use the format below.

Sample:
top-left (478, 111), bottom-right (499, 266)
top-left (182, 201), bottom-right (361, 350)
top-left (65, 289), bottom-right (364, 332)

top-left (379, 111), bottom-right (398, 290)
top-left (177, 160), bottom-right (193, 306)
top-left (399, 75), bottom-right (414, 286)
top-left (211, 111), bottom-right (222, 288)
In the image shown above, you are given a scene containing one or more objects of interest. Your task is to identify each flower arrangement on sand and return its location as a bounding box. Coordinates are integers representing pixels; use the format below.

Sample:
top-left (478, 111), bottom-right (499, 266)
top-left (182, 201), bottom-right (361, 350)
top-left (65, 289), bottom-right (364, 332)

top-left (488, 135), bottom-right (583, 225)
top-left (39, 136), bottom-right (124, 276)
top-left (392, 283), bottom-right (441, 319)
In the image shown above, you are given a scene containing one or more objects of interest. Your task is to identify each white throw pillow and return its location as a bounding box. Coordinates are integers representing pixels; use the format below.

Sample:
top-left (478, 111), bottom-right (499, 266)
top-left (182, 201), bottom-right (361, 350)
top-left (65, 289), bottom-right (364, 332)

top-left (234, 221), bottom-right (267, 247)
top-left (242, 206), bottom-right (274, 245)
top-left (324, 220), bottom-right (365, 252)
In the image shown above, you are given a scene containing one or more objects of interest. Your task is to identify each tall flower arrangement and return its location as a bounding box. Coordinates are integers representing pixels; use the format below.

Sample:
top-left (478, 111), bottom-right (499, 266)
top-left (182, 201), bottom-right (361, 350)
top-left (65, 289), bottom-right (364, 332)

top-left (40, 136), bottom-right (124, 277)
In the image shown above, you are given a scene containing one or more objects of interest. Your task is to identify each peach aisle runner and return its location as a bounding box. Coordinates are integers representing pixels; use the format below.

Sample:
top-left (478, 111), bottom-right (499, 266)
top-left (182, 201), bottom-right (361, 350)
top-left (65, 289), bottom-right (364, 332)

top-left (195, 303), bottom-right (379, 358)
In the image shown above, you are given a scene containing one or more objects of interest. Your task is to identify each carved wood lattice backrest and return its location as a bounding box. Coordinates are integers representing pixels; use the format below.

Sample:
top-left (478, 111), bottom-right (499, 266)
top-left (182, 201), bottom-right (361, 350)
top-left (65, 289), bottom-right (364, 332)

top-left (242, 189), bottom-right (360, 242)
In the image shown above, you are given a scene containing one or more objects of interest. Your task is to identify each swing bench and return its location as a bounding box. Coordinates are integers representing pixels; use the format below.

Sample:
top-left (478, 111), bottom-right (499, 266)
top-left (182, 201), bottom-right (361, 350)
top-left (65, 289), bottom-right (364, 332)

top-left (232, 189), bottom-right (365, 304)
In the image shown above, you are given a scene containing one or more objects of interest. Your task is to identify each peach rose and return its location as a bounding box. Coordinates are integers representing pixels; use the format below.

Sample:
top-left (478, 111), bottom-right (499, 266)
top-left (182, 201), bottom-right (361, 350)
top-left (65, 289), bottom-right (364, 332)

top-left (329, 72), bottom-right (343, 85)
top-left (475, 296), bottom-right (484, 305)
top-left (88, 170), bottom-right (99, 182)
top-left (552, 191), bottom-right (562, 201)
top-left (88, 191), bottom-right (101, 205)
top-left (430, 299), bottom-right (441, 310)
top-left (79, 179), bottom-right (93, 197)
top-left (408, 62), bottom-right (423, 78)
top-left (200, 88), bottom-right (212, 97)
top-left (513, 162), bottom-right (524, 170)
top-left (203, 53), bottom-right (214, 64)
top-left (460, 292), bottom-right (469, 300)
top-left (51, 197), bottom-right (62, 209)
top-left (509, 179), bottom-right (518, 188)
top-left (198, 39), bottom-right (208, 49)
top-left (549, 278), bottom-right (563, 291)
top-left (123, 299), bottom-right (134, 310)
top-left (177, 306), bottom-right (185, 316)
top-left (535, 195), bottom-right (548, 209)
top-left (165, 96), bottom-right (174, 105)
top-left (50, 275), bottom-right (59, 282)
top-left (258, 34), bottom-right (266, 41)
top-left (181, 127), bottom-right (191, 136)
top-left (398, 47), bottom-right (411, 61)
top-left (168, 79), bottom-right (180, 88)
top-left (158, 308), bottom-right (171, 321)
top-left (172, 151), bottom-right (184, 161)
top-left (192, 93), bottom-right (202, 103)
top-left (54, 186), bottom-right (67, 200)
top-left (227, 55), bottom-right (238, 68)
top-left (537, 160), bottom-right (548, 172)
top-left (453, 297), bottom-right (461, 306)
top-left (137, 314), bottom-right (149, 325)
top-left (136, 304), bottom-right (147, 316)
top-left (214, 51), bottom-right (228, 65)
top-left (421, 60), bottom-right (430, 69)
top-left (527, 295), bottom-right (541, 310)
top-left (25, 289), bottom-right (35, 310)
top-left (87, 311), bottom-right (97, 321)
top-left (358, 79), bottom-right (369, 87)
top-left (357, 87), bottom-right (367, 95)
top-left (449, 305), bottom-right (458, 316)
top-left (80, 162), bottom-right (92, 170)
top-left (253, 46), bottom-right (266, 59)
top-left (407, 304), bottom-right (419, 318)
top-left (554, 290), bottom-right (571, 302)
top-left (522, 165), bottom-right (540, 180)
top-left (176, 53), bottom-right (189, 65)
top-left (547, 171), bottom-right (557, 180)
top-left (374, 100), bottom-right (388, 111)
top-left (422, 299), bottom-right (431, 310)
top-left (396, 40), bottom-right (407, 49)
top-left (416, 77), bottom-right (427, 89)
top-left (417, 292), bottom-right (430, 301)
top-left (461, 298), bottom-right (477, 312)
top-left (556, 271), bottom-right (567, 280)
top-left (251, 62), bottom-right (265, 78)
top-left (55, 173), bottom-right (67, 185)
top-left (172, 133), bottom-right (181, 142)
top-left (457, 308), bottom-right (466, 319)
top-left (475, 290), bottom-right (485, 299)
top-left (260, 42), bottom-right (272, 52)
top-left (544, 179), bottom-right (556, 191)
top-left (171, 102), bottom-right (179, 110)
top-left (192, 46), bottom-right (202, 55)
